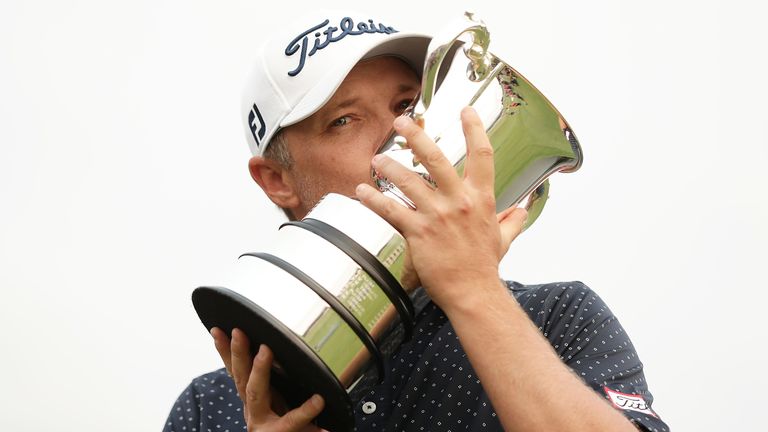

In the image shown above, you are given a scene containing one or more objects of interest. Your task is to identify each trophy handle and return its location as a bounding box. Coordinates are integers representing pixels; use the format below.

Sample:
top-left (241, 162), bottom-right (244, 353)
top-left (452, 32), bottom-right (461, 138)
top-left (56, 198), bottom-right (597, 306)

top-left (417, 12), bottom-right (492, 116)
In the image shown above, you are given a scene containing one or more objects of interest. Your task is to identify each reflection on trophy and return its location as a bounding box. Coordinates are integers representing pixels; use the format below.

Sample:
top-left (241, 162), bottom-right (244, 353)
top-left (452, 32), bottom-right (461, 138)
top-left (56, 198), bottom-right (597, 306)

top-left (192, 12), bottom-right (582, 432)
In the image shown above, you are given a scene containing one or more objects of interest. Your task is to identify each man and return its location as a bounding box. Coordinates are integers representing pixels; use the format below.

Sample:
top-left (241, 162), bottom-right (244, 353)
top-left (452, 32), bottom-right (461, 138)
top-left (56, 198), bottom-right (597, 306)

top-left (164, 10), bottom-right (668, 432)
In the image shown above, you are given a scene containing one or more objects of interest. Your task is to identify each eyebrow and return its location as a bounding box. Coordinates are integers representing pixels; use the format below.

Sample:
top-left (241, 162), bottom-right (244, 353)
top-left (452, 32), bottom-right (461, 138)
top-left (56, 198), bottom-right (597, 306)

top-left (328, 97), bottom-right (361, 112)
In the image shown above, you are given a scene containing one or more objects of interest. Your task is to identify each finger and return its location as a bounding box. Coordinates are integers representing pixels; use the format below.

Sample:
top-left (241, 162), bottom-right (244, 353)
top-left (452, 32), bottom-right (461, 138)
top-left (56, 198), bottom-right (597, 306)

top-left (210, 327), bottom-right (233, 376)
top-left (356, 183), bottom-right (414, 233)
top-left (244, 344), bottom-right (274, 423)
top-left (496, 205), bottom-right (518, 223)
top-left (230, 328), bottom-right (253, 405)
top-left (399, 246), bottom-right (421, 292)
top-left (276, 394), bottom-right (324, 432)
top-left (461, 106), bottom-right (495, 189)
top-left (499, 207), bottom-right (528, 257)
top-left (393, 116), bottom-right (461, 194)
top-left (371, 154), bottom-right (433, 206)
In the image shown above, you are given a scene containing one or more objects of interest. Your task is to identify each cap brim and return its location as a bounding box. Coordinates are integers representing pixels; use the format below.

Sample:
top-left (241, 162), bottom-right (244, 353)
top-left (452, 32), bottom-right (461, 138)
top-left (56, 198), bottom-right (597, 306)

top-left (279, 32), bottom-right (431, 128)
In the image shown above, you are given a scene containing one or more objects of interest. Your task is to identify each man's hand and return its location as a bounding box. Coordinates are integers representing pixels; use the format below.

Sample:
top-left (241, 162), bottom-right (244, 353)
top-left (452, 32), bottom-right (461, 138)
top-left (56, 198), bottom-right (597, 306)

top-left (356, 107), bottom-right (636, 432)
top-left (210, 327), bottom-right (327, 432)
top-left (399, 205), bottom-right (529, 291)
top-left (356, 107), bottom-right (527, 310)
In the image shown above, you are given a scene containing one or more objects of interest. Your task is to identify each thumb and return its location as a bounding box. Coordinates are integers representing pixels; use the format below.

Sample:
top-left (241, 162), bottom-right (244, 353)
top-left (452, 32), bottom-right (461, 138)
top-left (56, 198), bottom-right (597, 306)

top-left (400, 247), bottom-right (421, 292)
top-left (277, 394), bottom-right (324, 431)
top-left (498, 207), bottom-right (528, 257)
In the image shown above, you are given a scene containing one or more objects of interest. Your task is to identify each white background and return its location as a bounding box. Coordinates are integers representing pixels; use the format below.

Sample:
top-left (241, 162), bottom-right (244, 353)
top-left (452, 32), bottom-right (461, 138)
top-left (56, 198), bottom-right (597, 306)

top-left (1, 0), bottom-right (765, 430)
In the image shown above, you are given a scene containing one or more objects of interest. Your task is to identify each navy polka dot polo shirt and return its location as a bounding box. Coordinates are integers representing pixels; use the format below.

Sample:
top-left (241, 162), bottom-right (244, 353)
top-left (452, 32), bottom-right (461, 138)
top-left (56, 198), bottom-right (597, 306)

top-left (164, 281), bottom-right (669, 431)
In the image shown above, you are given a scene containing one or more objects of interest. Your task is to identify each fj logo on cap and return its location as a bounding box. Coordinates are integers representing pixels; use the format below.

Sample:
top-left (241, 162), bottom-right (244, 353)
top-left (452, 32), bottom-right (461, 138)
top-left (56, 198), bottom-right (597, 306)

top-left (248, 103), bottom-right (266, 146)
top-left (285, 17), bottom-right (397, 77)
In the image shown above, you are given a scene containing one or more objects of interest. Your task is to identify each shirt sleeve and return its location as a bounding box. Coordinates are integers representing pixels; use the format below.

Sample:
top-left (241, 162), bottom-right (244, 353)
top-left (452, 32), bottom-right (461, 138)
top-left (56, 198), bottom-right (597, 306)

top-left (511, 281), bottom-right (670, 432)
top-left (163, 381), bottom-right (201, 432)
top-left (162, 368), bottom-right (245, 432)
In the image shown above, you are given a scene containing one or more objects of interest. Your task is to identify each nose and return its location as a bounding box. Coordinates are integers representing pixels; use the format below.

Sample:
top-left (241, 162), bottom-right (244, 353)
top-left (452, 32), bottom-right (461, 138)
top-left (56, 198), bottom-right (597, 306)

top-left (372, 107), bottom-right (400, 154)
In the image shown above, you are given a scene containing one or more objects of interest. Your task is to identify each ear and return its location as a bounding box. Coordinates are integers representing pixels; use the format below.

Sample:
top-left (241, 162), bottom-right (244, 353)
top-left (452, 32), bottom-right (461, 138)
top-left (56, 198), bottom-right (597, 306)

top-left (248, 156), bottom-right (301, 211)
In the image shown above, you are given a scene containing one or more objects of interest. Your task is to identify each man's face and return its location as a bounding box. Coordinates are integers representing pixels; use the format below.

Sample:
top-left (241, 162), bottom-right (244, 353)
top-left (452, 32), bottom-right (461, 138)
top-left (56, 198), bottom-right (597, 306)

top-left (281, 56), bottom-right (420, 217)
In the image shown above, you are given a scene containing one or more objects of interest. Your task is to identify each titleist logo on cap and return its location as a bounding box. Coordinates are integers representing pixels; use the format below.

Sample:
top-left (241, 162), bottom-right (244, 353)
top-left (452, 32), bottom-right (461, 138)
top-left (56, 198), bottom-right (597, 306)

top-left (285, 17), bottom-right (398, 76)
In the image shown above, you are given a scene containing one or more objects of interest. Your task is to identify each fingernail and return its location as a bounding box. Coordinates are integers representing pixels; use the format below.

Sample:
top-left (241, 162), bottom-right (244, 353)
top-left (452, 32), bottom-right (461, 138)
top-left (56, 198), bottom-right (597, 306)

top-left (393, 116), bottom-right (410, 129)
top-left (355, 184), bottom-right (368, 197)
top-left (209, 328), bottom-right (216, 338)
top-left (371, 154), bottom-right (383, 165)
top-left (255, 344), bottom-right (267, 360)
top-left (310, 394), bottom-right (324, 408)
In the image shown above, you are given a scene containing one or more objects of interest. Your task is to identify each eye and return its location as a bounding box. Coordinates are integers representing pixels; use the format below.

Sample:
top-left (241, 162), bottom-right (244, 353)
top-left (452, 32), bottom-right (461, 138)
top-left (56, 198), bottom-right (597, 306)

top-left (331, 115), bottom-right (351, 127)
top-left (395, 98), bottom-right (414, 114)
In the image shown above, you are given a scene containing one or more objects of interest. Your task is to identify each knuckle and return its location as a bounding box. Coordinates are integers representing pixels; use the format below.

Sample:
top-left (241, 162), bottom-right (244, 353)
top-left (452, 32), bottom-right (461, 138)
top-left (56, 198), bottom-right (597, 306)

top-left (425, 149), bottom-right (446, 166)
top-left (381, 196), bottom-right (399, 218)
top-left (401, 122), bottom-right (422, 139)
top-left (416, 220), bottom-right (435, 237)
top-left (234, 374), bottom-right (249, 391)
top-left (245, 384), bottom-right (260, 404)
top-left (245, 383), bottom-right (259, 405)
top-left (231, 348), bottom-right (244, 360)
top-left (431, 203), bottom-right (461, 223)
top-left (479, 193), bottom-right (496, 212)
top-left (454, 194), bottom-right (474, 215)
top-left (395, 172), bottom-right (416, 190)
top-left (473, 145), bottom-right (494, 159)
top-left (231, 338), bottom-right (246, 356)
top-left (279, 410), bottom-right (306, 430)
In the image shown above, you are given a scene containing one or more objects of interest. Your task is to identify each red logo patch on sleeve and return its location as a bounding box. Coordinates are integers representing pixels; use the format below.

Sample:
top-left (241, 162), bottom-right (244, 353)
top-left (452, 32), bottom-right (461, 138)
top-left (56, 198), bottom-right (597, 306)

top-left (603, 386), bottom-right (658, 418)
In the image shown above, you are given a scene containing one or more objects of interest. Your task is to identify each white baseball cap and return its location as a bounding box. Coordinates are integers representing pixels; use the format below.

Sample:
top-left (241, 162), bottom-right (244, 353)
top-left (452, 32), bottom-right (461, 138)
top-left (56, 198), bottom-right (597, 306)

top-left (241, 10), bottom-right (432, 156)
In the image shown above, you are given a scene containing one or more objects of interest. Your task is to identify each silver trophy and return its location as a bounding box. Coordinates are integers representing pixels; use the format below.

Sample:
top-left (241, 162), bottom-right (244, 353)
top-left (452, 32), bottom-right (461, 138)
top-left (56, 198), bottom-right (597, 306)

top-left (192, 13), bottom-right (582, 432)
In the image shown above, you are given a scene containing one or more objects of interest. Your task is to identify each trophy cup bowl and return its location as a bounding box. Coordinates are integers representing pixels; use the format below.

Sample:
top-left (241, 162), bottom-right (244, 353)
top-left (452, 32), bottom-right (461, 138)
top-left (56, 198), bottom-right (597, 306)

top-left (192, 12), bottom-right (583, 431)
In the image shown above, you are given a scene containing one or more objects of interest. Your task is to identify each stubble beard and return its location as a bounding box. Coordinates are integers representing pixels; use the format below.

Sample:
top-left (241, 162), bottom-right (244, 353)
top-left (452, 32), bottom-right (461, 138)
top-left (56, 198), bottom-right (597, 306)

top-left (292, 171), bottom-right (372, 218)
top-left (293, 172), bottom-right (328, 217)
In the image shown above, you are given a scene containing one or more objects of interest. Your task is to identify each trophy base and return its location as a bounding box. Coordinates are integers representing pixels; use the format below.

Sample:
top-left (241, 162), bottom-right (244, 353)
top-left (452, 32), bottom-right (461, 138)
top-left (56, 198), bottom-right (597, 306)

top-left (192, 286), bottom-right (354, 432)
